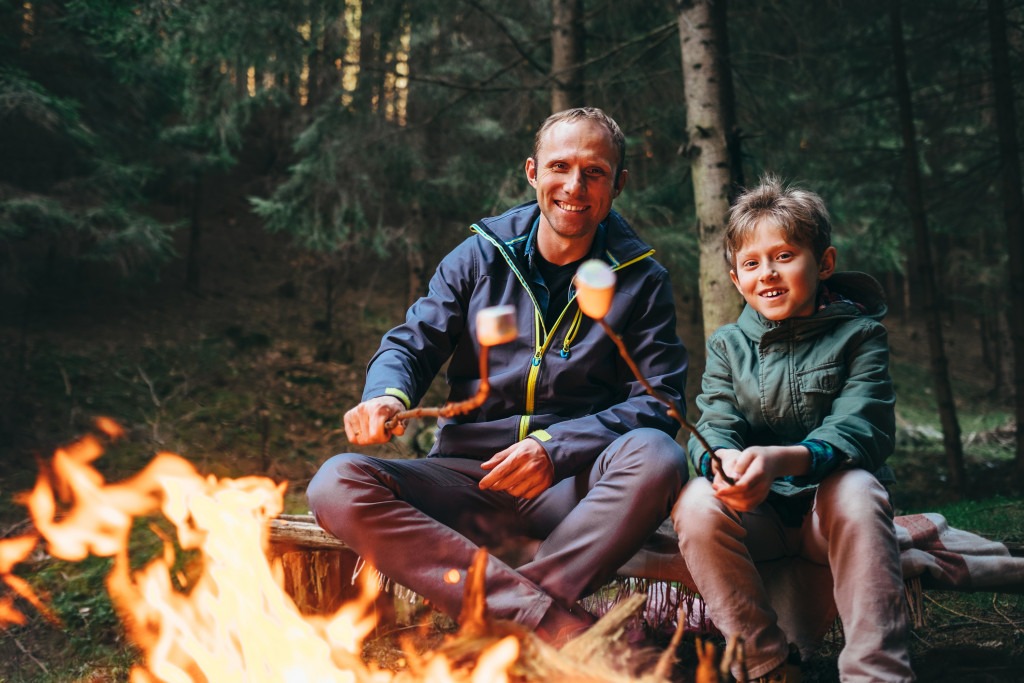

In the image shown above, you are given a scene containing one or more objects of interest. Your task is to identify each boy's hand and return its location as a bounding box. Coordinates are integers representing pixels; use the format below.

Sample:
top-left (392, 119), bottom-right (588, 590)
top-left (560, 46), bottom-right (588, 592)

top-left (712, 447), bottom-right (773, 511)
top-left (712, 445), bottom-right (812, 512)
top-left (714, 450), bottom-right (773, 511)
top-left (479, 438), bottom-right (554, 499)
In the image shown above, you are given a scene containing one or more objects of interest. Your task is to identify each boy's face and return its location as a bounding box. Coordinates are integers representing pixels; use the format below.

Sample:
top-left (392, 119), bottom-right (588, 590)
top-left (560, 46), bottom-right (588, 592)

top-left (730, 220), bottom-right (836, 321)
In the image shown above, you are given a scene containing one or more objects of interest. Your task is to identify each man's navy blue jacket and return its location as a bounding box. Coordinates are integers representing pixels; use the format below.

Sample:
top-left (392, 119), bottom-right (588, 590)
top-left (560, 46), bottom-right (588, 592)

top-left (362, 200), bottom-right (689, 482)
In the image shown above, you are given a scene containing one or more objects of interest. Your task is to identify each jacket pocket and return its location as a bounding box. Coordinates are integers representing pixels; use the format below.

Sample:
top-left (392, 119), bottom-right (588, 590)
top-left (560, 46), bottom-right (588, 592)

top-left (795, 362), bottom-right (844, 430)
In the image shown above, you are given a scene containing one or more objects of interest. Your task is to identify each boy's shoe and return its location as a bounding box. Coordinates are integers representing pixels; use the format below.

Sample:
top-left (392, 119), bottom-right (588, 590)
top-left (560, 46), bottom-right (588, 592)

top-left (753, 644), bottom-right (802, 683)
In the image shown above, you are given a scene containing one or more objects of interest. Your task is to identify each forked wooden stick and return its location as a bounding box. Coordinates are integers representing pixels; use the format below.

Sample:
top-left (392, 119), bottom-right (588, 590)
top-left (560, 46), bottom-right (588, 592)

top-left (575, 260), bottom-right (735, 485)
top-left (384, 305), bottom-right (516, 432)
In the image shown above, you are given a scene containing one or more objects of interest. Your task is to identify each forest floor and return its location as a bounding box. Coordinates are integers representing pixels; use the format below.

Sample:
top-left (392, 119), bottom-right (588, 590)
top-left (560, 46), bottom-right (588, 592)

top-left (1, 189), bottom-right (1023, 681)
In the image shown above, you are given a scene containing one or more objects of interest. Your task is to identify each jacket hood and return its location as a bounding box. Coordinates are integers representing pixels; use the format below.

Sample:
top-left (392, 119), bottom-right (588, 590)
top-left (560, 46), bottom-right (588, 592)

top-left (737, 271), bottom-right (888, 342)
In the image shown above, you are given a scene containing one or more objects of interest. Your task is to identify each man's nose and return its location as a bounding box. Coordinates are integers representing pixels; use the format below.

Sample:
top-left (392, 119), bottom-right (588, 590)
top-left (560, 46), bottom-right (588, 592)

top-left (565, 168), bottom-right (585, 194)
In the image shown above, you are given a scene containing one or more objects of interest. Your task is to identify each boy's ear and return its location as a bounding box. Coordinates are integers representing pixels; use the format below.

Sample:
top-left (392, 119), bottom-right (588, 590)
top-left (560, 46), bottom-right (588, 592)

top-left (729, 269), bottom-right (741, 291)
top-left (818, 246), bottom-right (837, 280)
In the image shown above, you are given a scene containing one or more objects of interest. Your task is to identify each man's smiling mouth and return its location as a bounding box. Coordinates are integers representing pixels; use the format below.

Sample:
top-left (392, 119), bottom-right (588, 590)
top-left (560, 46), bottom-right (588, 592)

top-left (555, 200), bottom-right (588, 213)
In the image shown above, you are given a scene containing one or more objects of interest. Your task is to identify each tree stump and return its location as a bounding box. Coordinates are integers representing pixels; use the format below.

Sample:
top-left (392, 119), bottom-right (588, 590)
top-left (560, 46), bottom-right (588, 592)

top-left (267, 514), bottom-right (365, 615)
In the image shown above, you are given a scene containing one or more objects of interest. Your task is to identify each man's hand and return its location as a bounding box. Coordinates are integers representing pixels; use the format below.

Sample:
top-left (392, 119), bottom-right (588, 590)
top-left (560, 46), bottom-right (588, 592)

top-left (479, 438), bottom-right (554, 499)
top-left (344, 395), bottom-right (406, 445)
top-left (711, 445), bottom-right (812, 512)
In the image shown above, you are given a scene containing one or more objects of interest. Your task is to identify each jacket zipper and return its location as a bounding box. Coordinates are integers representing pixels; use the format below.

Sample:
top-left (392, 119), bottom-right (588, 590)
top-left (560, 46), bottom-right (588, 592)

top-left (519, 248), bottom-right (657, 439)
top-left (472, 225), bottom-right (655, 440)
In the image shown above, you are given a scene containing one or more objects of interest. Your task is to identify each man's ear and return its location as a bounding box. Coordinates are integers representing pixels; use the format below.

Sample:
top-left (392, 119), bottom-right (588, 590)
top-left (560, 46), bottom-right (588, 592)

top-left (525, 157), bottom-right (538, 189)
top-left (819, 246), bottom-right (837, 280)
top-left (613, 169), bottom-right (628, 198)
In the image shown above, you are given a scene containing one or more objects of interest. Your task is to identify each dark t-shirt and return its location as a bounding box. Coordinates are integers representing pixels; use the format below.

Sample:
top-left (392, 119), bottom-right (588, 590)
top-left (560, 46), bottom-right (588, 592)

top-left (535, 253), bottom-right (585, 329)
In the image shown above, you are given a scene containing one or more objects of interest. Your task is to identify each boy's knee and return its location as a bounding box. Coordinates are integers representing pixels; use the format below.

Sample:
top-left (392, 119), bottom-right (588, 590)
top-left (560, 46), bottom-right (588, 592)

top-left (672, 478), bottom-right (724, 525)
top-left (672, 478), bottom-right (736, 547)
top-left (816, 468), bottom-right (893, 525)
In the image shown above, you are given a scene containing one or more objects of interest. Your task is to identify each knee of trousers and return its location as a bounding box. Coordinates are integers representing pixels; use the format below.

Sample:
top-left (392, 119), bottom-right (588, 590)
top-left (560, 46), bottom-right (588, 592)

top-left (815, 467), bottom-right (893, 527)
top-left (306, 452), bottom-right (383, 528)
top-left (672, 478), bottom-right (738, 548)
top-left (603, 428), bottom-right (690, 487)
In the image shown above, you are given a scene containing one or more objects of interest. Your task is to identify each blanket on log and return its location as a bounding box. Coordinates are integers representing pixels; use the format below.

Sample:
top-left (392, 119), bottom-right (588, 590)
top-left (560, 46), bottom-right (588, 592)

top-left (618, 513), bottom-right (1024, 656)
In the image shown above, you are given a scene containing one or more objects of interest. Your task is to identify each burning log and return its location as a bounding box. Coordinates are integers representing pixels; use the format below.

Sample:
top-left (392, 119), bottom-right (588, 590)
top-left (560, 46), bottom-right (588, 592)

top-left (435, 547), bottom-right (691, 683)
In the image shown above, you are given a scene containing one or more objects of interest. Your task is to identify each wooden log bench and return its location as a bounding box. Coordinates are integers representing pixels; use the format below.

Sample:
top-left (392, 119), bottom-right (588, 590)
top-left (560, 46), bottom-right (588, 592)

top-left (267, 513), bottom-right (1024, 653)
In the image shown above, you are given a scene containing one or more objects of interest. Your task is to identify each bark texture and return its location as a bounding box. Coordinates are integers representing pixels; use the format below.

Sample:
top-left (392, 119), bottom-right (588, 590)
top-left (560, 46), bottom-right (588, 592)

top-left (678, 0), bottom-right (741, 340)
top-left (986, 0), bottom-right (1024, 479)
top-left (890, 0), bottom-right (967, 494)
top-left (551, 0), bottom-right (584, 113)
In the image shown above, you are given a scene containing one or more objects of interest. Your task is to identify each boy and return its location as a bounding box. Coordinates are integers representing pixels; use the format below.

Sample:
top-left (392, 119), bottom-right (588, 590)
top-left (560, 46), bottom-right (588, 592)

top-left (673, 176), bottom-right (915, 682)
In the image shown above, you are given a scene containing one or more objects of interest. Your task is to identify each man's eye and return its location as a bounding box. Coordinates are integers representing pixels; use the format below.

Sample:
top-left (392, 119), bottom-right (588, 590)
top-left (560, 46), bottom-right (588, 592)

top-left (586, 168), bottom-right (606, 176)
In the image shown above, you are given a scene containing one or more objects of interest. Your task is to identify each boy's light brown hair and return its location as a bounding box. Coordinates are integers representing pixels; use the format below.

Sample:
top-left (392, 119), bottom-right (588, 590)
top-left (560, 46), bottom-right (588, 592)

top-left (724, 174), bottom-right (832, 268)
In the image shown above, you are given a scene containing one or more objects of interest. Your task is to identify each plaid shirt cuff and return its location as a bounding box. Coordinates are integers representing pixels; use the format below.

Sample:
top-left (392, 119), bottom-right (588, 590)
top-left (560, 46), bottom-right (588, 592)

top-left (782, 439), bottom-right (839, 486)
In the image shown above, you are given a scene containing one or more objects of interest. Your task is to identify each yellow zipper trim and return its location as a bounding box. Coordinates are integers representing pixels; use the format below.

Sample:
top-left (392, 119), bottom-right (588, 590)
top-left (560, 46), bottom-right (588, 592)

top-left (470, 225), bottom-right (656, 441)
top-left (520, 248), bottom-right (657, 440)
top-left (561, 309), bottom-right (583, 354)
top-left (470, 225), bottom-right (548, 338)
top-left (609, 248), bottom-right (656, 270)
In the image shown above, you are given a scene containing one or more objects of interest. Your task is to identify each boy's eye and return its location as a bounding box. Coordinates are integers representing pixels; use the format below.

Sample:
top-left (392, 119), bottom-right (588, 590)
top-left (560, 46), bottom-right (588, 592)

top-left (741, 259), bottom-right (757, 269)
top-left (776, 252), bottom-right (792, 261)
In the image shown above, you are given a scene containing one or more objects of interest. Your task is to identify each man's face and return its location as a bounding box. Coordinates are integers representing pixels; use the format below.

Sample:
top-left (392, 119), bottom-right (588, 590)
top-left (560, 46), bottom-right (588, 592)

top-left (525, 119), bottom-right (625, 248)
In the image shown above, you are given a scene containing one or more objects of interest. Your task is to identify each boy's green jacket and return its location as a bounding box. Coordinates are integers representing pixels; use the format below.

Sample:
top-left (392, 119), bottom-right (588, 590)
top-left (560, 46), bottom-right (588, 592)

top-left (688, 271), bottom-right (896, 498)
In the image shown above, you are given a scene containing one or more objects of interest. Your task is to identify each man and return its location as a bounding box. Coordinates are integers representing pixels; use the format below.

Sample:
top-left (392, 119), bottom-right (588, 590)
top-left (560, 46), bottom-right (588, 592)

top-left (307, 107), bottom-right (689, 645)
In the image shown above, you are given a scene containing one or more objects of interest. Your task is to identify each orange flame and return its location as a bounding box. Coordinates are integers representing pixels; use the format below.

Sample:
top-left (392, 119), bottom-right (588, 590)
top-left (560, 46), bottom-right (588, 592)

top-left (1, 419), bottom-right (519, 681)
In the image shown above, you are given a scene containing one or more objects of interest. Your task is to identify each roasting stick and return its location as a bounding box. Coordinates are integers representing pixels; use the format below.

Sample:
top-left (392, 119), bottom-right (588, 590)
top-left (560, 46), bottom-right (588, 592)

top-left (574, 259), bottom-right (736, 486)
top-left (384, 305), bottom-right (518, 431)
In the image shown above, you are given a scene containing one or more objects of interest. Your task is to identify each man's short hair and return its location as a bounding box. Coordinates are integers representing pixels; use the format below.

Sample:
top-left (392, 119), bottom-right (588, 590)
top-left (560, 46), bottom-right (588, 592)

top-left (725, 174), bottom-right (832, 267)
top-left (532, 107), bottom-right (627, 188)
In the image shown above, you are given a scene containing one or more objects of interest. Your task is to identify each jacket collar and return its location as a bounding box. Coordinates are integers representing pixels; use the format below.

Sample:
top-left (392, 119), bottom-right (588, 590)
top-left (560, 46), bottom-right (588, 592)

top-left (738, 271), bottom-right (888, 342)
top-left (473, 201), bottom-right (653, 268)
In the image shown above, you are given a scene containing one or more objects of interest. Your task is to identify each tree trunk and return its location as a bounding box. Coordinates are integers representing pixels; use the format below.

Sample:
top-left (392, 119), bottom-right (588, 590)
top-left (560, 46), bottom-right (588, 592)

top-left (550, 0), bottom-right (584, 113)
top-left (889, 1), bottom-right (967, 494)
top-left (677, 0), bottom-right (741, 340)
top-left (985, 0), bottom-right (1024, 479)
top-left (186, 178), bottom-right (202, 294)
top-left (710, 0), bottom-right (743, 196)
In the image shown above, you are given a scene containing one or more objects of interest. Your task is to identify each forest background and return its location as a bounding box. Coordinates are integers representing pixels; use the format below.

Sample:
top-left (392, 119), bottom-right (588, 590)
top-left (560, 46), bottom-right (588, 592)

top-left (2, 0), bottom-right (1024, 680)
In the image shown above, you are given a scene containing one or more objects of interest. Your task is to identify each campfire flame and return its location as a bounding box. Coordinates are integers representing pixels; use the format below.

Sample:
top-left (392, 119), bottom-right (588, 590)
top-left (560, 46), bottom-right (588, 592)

top-left (1, 419), bottom-right (523, 682)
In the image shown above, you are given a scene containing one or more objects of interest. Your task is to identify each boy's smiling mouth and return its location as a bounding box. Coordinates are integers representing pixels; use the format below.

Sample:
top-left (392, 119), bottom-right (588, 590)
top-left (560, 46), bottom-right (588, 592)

top-left (760, 288), bottom-right (787, 298)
